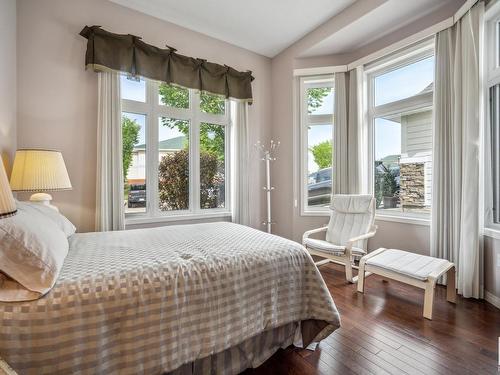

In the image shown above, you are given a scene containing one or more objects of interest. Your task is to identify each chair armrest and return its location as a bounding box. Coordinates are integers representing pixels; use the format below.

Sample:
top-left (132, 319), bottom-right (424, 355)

top-left (347, 230), bottom-right (377, 244)
top-left (345, 225), bottom-right (378, 252)
top-left (302, 226), bottom-right (328, 245)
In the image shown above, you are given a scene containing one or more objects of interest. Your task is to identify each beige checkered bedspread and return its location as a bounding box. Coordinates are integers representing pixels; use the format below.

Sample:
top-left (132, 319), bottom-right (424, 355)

top-left (0, 222), bottom-right (340, 374)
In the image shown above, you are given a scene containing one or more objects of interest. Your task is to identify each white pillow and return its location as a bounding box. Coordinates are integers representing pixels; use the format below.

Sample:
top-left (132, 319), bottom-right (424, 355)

top-left (16, 201), bottom-right (76, 237)
top-left (0, 205), bottom-right (69, 302)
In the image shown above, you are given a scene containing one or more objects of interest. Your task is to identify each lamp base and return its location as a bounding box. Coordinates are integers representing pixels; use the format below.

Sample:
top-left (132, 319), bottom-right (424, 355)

top-left (29, 193), bottom-right (59, 211)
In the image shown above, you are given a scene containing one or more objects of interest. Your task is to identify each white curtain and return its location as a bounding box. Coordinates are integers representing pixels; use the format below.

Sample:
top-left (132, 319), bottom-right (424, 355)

top-left (95, 71), bottom-right (125, 231)
top-left (230, 100), bottom-right (250, 225)
top-left (334, 69), bottom-right (362, 194)
top-left (431, 2), bottom-right (484, 298)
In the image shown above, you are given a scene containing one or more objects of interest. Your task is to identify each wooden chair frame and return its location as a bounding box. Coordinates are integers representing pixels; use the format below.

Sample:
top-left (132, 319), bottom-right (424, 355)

top-left (302, 196), bottom-right (377, 283)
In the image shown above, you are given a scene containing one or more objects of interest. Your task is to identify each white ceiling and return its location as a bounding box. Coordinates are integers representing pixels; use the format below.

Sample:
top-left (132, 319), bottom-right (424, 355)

top-left (300, 0), bottom-right (464, 57)
top-left (108, 0), bottom-right (356, 57)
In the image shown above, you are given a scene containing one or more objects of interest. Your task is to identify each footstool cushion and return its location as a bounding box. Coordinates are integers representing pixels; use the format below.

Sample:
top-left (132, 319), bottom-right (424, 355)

top-left (365, 249), bottom-right (450, 281)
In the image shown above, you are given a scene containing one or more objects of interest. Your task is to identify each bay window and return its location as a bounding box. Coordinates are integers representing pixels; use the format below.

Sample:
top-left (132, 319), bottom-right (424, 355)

top-left (365, 40), bottom-right (435, 220)
top-left (121, 75), bottom-right (230, 221)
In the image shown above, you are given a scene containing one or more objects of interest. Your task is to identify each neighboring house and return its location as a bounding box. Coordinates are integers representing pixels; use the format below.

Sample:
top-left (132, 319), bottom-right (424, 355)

top-left (382, 84), bottom-right (432, 209)
top-left (127, 136), bottom-right (186, 185)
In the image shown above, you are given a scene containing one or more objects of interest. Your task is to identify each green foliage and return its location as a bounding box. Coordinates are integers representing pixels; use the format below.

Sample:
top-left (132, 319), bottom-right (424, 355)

top-left (158, 83), bottom-right (189, 108)
top-left (200, 150), bottom-right (225, 209)
top-left (200, 123), bottom-right (225, 161)
top-left (307, 87), bottom-right (331, 114)
top-left (374, 162), bottom-right (399, 208)
top-left (122, 116), bottom-right (140, 181)
top-left (158, 83), bottom-right (225, 160)
top-left (310, 140), bottom-right (333, 169)
top-left (158, 149), bottom-right (190, 211)
top-left (158, 149), bottom-right (223, 210)
top-left (200, 92), bottom-right (225, 115)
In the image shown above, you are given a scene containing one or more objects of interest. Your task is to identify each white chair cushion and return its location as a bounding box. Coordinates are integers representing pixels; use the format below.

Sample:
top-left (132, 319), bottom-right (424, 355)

top-left (330, 194), bottom-right (373, 213)
top-left (326, 195), bottom-right (374, 250)
top-left (365, 249), bottom-right (450, 281)
top-left (304, 238), bottom-right (365, 256)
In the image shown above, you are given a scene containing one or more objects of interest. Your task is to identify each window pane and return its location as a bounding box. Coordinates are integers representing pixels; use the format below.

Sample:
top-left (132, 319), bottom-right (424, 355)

top-left (158, 117), bottom-right (190, 211)
top-left (200, 92), bottom-right (225, 115)
top-left (374, 109), bottom-right (432, 216)
top-left (490, 84), bottom-right (500, 224)
top-left (200, 123), bottom-right (225, 209)
top-left (374, 56), bottom-right (434, 106)
top-left (307, 124), bottom-right (333, 207)
top-left (158, 83), bottom-right (189, 108)
top-left (120, 75), bottom-right (146, 102)
top-left (307, 86), bottom-right (334, 115)
top-left (123, 112), bottom-right (146, 213)
top-left (497, 21), bottom-right (500, 68)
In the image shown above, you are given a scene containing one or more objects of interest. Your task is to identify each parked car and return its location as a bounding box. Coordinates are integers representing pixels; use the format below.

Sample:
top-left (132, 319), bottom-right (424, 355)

top-left (128, 184), bottom-right (146, 208)
top-left (308, 168), bottom-right (332, 206)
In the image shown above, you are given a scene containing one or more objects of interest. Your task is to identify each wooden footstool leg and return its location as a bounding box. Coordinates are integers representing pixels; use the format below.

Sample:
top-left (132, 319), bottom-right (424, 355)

top-left (423, 281), bottom-right (435, 320)
top-left (357, 261), bottom-right (366, 293)
top-left (446, 266), bottom-right (457, 303)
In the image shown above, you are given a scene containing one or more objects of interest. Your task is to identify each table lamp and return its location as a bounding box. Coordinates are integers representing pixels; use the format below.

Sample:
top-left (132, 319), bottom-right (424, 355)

top-left (0, 160), bottom-right (17, 218)
top-left (9, 149), bottom-right (72, 210)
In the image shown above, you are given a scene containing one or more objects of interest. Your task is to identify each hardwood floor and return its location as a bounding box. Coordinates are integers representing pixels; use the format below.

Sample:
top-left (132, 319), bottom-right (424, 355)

top-left (244, 262), bottom-right (500, 375)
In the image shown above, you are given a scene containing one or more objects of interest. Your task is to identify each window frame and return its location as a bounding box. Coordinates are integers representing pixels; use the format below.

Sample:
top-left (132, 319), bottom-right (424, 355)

top-left (483, 2), bottom-right (500, 238)
top-left (122, 78), bottom-right (232, 225)
top-left (364, 39), bottom-right (435, 224)
top-left (299, 74), bottom-right (335, 216)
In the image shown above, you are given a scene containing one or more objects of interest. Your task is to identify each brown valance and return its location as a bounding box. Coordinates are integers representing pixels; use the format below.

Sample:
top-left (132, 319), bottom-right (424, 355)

top-left (80, 25), bottom-right (254, 102)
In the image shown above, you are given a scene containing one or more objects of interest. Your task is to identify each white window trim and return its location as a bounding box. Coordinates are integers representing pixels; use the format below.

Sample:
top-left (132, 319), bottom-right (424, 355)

top-left (483, 3), bottom-right (500, 238)
top-left (364, 39), bottom-right (435, 224)
top-left (298, 75), bottom-right (335, 216)
top-left (122, 78), bottom-right (231, 225)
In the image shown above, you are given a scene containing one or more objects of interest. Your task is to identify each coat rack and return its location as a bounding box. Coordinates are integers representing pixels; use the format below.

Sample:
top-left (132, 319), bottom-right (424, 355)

top-left (255, 140), bottom-right (280, 233)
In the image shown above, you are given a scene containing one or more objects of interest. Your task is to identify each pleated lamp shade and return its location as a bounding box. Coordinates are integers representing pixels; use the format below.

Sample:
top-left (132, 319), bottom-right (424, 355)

top-left (0, 160), bottom-right (17, 218)
top-left (10, 149), bottom-right (72, 192)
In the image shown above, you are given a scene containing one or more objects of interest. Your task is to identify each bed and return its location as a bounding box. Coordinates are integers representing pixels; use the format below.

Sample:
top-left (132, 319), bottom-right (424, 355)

top-left (0, 221), bottom-right (340, 374)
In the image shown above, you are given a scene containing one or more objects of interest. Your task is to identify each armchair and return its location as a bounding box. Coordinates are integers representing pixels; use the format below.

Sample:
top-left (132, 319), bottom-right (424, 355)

top-left (303, 194), bottom-right (377, 283)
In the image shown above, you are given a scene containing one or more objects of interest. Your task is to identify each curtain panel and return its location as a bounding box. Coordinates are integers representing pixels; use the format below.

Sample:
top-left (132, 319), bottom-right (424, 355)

top-left (95, 71), bottom-right (125, 232)
top-left (334, 69), bottom-right (362, 194)
top-left (80, 26), bottom-right (254, 102)
top-left (430, 2), bottom-right (484, 298)
top-left (230, 101), bottom-right (250, 226)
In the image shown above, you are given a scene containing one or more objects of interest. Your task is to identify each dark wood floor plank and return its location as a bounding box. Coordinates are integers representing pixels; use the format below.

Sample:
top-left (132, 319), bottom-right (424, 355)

top-left (322, 335), bottom-right (392, 375)
top-left (247, 262), bottom-right (500, 375)
top-left (358, 348), bottom-right (410, 375)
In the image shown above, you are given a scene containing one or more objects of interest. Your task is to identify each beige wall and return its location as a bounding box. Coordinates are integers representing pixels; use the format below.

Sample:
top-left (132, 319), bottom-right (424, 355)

top-left (485, 236), bottom-right (500, 300)
top-left (0, 0), bottom-right (16, 173)
top-left (16, 0), bottom-right (272, 233)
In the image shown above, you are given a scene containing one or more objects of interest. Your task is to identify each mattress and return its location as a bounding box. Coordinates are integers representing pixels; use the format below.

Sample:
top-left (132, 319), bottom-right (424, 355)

top-left (0, 222), bottom-right (340, 374)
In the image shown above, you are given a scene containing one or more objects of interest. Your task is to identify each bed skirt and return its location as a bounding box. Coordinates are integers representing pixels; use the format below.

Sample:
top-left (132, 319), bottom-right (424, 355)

top-left (168, 322), bottom-right (298, 375)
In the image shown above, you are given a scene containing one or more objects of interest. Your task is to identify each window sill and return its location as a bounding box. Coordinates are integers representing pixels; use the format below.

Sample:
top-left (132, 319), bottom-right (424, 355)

top-left (483, 227), bottom-right (500, 240)
top-left (375, 214), bottom-right (430, 226)
top-left (301, 210), bottom-right (330, 217)
top-left (125, 211), bottom-right (232, 226)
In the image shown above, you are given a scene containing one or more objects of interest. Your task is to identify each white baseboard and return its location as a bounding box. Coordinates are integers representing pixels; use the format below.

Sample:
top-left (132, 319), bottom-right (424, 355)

top-left (485, 290), bottom-right (500, 309)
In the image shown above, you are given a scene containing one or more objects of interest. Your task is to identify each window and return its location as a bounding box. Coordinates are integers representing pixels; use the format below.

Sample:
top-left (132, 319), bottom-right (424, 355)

top-left (365, 40), bottom-right (435, 220)
top-left (121, 75), bottom-right (230, 221)
top-left (299, 75), bottom-right (334, 213)
top-left (485, 5), bottom-right (500, 230)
